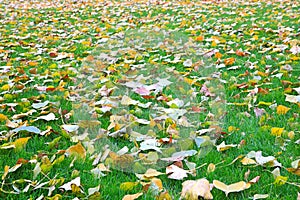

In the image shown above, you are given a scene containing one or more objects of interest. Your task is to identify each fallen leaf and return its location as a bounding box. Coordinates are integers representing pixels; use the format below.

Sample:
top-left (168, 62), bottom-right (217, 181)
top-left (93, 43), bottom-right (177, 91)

top-left (253, 194), bottom-right (269, 200)
top-left (88, 185), bottom-right (100, 196)
top-left (157, 191), bottom-right (172, 200)
top-left (249, 176), bottom-right (260, 184)
top-left (2, 165), bottom-right (9, 180)
top-left (59, 177), bottom-right (83, 193)
top-left (276, 105), bottom-right (290, 114)
top-left (240, 157), bottom-right (257, 165)
top-left (62, 124), bottom-right (79, 132)
top-left (32, 101), bottom-right (50, 109)
top-left (224, 57), bottom-right (235, 66)
top-left (0, 114), bottom-right (8, 122)
top-left (271, 127), bottom-right (284, 137)
top-left (207, 163), bottom-right (215, 173)
top-left (236, 50), bottom-right (247, 57)
top-left (35, 113), bottom-right (56, 121)
top-left (120, 182), bottom-right (139, 191)
top-left (11, 126), bottom-right (41, 134)
top-left (181, 178), bottom-right (213, 200)
top-left (166, 164), bottom-right (189, 180)
top-left (13, 137), bottom-right (31, 151)
top-left (213, 180), bottom-right (251, 196)
top-left (66, 142), bottom-right (86, 160)
top-left (216, 141), bottom-right (237, 152)
top-left (122, 192), bottom-right (143, 200)
top-left (285, 94), bottom-right (300, 103)
top-left (142, 168), bottom-right (164, 179)
top-left (246, 151), bottom-right (282, 167)
top-left (274, 176), bottom-right (288, 186)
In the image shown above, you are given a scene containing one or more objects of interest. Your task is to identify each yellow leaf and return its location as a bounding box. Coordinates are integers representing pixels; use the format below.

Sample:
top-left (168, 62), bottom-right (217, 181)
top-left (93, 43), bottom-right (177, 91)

top-left (0, 84), bottom-right (10, 91)
top-left (258, 101), bottom-right (272, 106)
top-left (252, 35), bottom-right (259, 40)
top-left (276, 105), bottom-right (290, 115)
top-left (66, 142), bottom-right (86, 160)
top-left (274, 176), bottom-right (288, 186)
top-left (241, 157), bottom-right (257, 165)
top-left (211, 40), bottom-right (217, 47)
top-left (257, 71), bottom-right (268, 77)
top-left (228, 126), bottom-right (239, 132)
top-left (2, 165), bottom-right (9, 180)
top-left (287, 131), bottom-right (295, 139)
top-left (213, 180), bottom-right (251, 196)
top-left (71, 183), bottom-right (81, 194)
top-left (13, 137), bottom-right (31, 151)
top-left (0, 114), bottom-right (8, 122)
top-left (143, 168), bottom-right (164, 179)
top-left (41, 156), bottom-right (52, 173)
top-left (157, 191), bottom-right (172, 200)
top-left (52, 155), bottom-right (65, 166)
top-left (120, 182), bottom-right (139, 191)
top-left (47, 194), bottom-right (62, 200)
top-left (122, 192), bottom-right (143, 200)
top-left (271, 127), bottom-right (284, 137)
top-left (207, 163), bottom-right (216, 173)
top-left (151, 178), bottom-right (163, 191)
top-left (184, 77), bottom-right (195, 85)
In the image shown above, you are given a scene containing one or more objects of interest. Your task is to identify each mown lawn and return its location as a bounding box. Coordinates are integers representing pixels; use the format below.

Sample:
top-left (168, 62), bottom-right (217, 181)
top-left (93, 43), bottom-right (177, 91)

top-left (0, 1), bottom-right (299, 199)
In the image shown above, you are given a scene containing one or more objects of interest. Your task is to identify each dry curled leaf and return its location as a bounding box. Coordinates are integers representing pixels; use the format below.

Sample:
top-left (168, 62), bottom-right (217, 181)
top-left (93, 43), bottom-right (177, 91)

top-left (181, 178), bottom-right (213, 200)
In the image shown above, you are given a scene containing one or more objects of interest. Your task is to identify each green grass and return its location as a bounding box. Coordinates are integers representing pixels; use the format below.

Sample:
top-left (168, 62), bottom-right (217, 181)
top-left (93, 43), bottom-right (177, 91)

top-left (0, 0), bottom-right (299, 199)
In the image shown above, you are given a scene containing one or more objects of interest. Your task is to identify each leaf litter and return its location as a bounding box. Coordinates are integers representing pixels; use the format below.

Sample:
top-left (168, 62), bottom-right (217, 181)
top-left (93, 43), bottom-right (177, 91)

top-left (0, 0), bottom-right (299, 199)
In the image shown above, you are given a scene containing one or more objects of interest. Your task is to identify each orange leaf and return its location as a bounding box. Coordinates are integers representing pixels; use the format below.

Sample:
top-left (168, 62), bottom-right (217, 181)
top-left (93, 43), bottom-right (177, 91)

top-left (215, 52), bottom-right (222, 59)
top-left (195, 36), bottom-right (204, 42)
top-left (258, 88), bottom-right (269, 95)
top-left (224, 57), bottom-right (235, 66)
top-left (236, 50), bottom-right (247, 57)
top-left (28, 61), bottom-right (38, 67)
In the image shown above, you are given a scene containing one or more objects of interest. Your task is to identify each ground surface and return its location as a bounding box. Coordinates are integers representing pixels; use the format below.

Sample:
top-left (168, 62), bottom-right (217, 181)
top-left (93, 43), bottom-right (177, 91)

top-left (0, 0), bottom-right (299, 199)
